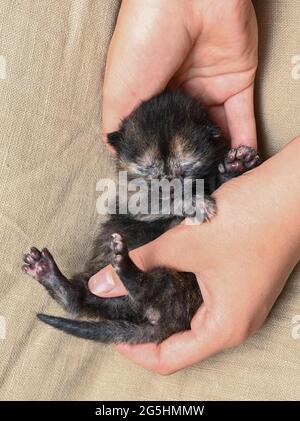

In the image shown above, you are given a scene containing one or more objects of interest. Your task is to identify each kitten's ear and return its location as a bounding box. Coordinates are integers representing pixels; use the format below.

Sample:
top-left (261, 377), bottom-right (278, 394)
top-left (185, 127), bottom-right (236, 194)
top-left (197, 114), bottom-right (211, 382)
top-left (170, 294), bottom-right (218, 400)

top-left (107, 131), bottom-right (123, 152)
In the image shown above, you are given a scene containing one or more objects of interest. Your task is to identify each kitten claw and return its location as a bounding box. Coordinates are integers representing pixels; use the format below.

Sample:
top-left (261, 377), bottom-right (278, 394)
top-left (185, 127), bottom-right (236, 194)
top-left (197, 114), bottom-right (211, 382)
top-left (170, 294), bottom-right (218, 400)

top-left (226, 148), bottom-right (237, 163)
top-left (110, 233), bottom-right (129, 272)
top-left (244, 154), bottom-right (261, 170)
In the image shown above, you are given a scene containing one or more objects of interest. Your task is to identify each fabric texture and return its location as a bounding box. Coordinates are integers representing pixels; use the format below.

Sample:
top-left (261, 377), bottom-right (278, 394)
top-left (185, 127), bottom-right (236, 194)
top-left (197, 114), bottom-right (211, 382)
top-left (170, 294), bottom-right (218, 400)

top-left (0, 0), bottom-right (299, 400)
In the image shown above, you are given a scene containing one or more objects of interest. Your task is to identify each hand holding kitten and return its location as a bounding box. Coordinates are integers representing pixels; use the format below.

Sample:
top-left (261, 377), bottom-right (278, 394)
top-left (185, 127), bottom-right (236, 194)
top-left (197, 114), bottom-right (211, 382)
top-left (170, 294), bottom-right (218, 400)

top-left (103, 0), bottom-right (258, 148)
top-left (90, 0), bottom-right (300, 373)
top-left (90, 137), bottom-right (300, 373)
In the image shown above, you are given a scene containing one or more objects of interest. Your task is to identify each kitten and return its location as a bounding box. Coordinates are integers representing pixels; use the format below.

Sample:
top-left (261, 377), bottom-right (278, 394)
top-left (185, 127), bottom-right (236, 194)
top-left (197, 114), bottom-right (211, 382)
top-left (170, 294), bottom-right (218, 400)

top-left (22, 91), bottom-right (260, 344)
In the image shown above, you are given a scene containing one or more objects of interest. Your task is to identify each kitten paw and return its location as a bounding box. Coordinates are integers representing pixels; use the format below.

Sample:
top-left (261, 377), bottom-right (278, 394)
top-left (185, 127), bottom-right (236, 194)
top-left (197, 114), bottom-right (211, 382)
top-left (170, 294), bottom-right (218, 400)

top-left (110, 233), bottom-right (129, 272)
top-left (202, 196), bottom-right (217, 221)
top-left (22, 247), bottom-right (56, 282)
top-left (184, 195), bottom-right (216, 224)
top-left (218, 145), bottom-right (261, 181)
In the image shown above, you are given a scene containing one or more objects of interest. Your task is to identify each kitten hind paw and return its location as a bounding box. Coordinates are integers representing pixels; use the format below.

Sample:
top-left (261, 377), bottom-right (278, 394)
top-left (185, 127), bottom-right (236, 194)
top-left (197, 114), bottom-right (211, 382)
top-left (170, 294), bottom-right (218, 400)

top-left (22, 247), bottom-right (56, 282)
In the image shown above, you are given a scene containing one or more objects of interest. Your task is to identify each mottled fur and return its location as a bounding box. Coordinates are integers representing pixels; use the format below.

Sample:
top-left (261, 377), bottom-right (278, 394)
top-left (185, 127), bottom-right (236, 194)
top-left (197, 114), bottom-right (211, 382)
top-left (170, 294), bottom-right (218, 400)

top-left (22, 91), bottom-right (260, 344)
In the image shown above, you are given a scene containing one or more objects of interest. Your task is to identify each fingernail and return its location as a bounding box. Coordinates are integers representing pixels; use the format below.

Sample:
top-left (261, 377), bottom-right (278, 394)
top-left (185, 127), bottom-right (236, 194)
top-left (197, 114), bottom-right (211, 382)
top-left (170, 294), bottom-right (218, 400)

top-left (89, 270), bottom-right (115, 294)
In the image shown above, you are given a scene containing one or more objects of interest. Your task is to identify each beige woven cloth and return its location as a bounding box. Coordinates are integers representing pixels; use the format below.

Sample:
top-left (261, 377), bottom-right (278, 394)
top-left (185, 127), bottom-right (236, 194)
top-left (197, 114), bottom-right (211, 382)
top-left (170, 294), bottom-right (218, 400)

top-left (0, 0), bottom-right (299, 400)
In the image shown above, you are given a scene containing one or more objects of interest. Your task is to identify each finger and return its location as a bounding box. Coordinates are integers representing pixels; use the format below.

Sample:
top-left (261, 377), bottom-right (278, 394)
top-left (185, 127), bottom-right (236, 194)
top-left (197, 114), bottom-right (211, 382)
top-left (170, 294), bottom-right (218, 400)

top-left (224, 84), bottom-right (257, 149)
top-left (102, 0), bottom-right (192, 136)
top-left (207, 105), bottom-right (230, 141)
top-left (88, 265), bottom-right (128, 297)
top-left (88, 223), bottom-right (209, 298)
top-left (116, 306), bottom-right (226, 374)
top-left (88, 225), bottom-right (192, 297)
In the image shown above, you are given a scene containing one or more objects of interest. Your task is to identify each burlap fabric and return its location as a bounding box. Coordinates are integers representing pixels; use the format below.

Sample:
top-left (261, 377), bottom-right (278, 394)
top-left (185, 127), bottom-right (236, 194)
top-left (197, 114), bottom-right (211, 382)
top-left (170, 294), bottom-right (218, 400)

top-left (0, 0), bottom-right (299, 400)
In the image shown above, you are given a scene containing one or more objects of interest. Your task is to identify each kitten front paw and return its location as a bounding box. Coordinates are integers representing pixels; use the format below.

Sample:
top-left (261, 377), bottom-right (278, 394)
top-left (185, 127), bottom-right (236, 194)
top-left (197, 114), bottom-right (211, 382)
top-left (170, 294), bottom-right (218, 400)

top-left (22, 247), bottom-right (55, 282)
top-left (110, 233), bottom-right (130, 272)
top-left (202, 196), bottom-right (217, 221)
top-left (184, 195), bottom-right (216, 224)
top-left (218, 145), bottom-right (261, 182)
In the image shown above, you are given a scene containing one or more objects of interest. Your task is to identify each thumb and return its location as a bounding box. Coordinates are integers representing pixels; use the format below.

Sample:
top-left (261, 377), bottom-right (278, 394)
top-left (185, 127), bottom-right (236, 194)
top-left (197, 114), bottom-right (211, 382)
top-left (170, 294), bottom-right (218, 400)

top-left (88, 264), bottom-right (128, 298)
top-left (88, 223), bottom-right (200, 298)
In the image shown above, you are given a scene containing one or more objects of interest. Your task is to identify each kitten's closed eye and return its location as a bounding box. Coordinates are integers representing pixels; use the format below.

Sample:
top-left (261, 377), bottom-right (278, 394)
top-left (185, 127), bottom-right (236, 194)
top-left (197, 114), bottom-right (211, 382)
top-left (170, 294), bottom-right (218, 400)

top-left (139, 161), bottom-right (163, 178)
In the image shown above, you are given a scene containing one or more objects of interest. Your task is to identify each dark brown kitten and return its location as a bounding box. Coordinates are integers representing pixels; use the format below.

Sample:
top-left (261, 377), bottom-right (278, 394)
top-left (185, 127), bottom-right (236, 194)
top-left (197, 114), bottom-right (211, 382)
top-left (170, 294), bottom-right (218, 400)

top-left (22, 91), bottom-right (260, 344)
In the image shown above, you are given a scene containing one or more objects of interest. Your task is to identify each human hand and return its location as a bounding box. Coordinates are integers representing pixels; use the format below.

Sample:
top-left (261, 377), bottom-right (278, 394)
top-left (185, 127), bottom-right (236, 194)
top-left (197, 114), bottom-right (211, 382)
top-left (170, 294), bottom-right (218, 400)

top-left (103, 0), bottom-right (258, 148)
top-left (89, 137), bottom-right (300, 373)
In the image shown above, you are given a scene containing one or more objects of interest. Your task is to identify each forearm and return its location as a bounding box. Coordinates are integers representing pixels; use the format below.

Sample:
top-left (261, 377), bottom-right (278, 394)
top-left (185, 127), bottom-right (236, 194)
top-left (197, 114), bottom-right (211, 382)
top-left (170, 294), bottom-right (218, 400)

top-left (256, 137), bottom-right (300, 261)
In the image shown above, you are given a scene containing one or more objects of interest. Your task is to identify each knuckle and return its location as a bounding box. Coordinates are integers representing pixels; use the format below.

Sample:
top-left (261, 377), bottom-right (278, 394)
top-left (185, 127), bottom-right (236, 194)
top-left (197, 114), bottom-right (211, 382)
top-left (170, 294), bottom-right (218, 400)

top-left (229, 327), bottom-right (250, 347)
top-left (153, 362), bottom-right (173, 376)
top-left (221, 319), bottom-right (252, 348)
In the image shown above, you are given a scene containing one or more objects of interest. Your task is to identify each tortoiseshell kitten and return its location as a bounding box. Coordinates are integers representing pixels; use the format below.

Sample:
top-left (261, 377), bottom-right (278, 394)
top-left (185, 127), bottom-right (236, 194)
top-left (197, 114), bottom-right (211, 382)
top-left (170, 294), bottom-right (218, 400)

top-left (22, 91), bottom-right (260, 344)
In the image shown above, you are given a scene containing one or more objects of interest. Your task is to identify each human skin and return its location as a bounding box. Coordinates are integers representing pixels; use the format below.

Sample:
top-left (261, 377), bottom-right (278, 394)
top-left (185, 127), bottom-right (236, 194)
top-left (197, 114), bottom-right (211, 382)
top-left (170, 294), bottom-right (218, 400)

top-left (89, 137), bottom-right (300, 373)
top-left (103, 0), bottom-right (258, 147)
top-left (90, 0), bottom-right (299, 373)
